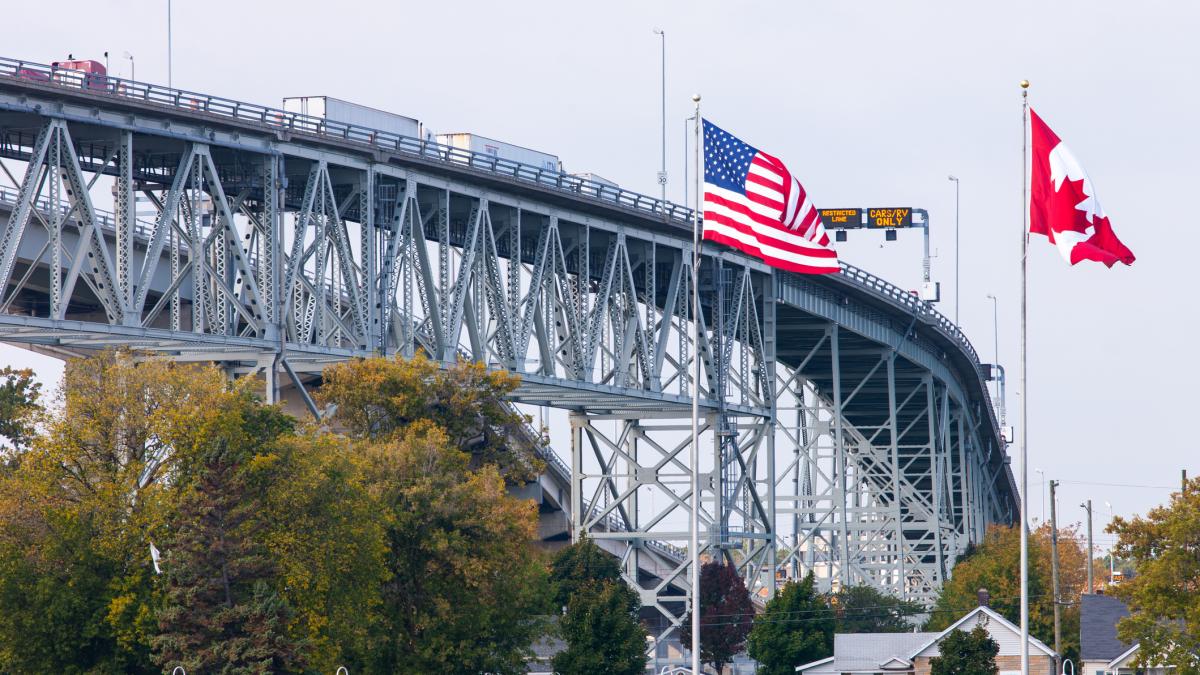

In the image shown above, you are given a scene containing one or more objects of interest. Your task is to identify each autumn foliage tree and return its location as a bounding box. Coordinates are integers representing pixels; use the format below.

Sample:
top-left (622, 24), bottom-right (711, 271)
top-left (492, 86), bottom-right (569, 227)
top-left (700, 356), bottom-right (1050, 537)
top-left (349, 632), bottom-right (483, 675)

top-left (151, 388), bottom-right (306, 672)
top-left (319, 354), bottom-right (544, 482)
top-left (1108, 478), bottom-right (1200, 674)
top-left (318, 356), bottom-right (550, 673)
top-left (926, 523), bottom-right (1089, 661)
top-left (680, 560), bottom-right (755, 672)
top-left (0, 352), bottom-right (553, 672)
top-left (0, 353), bottom-right (234, 672)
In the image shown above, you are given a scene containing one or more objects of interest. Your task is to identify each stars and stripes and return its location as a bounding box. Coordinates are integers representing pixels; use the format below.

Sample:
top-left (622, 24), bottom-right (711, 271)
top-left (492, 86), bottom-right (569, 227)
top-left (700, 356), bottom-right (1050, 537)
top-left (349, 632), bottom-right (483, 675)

top-left (701, 119), bottom-right (839, 274)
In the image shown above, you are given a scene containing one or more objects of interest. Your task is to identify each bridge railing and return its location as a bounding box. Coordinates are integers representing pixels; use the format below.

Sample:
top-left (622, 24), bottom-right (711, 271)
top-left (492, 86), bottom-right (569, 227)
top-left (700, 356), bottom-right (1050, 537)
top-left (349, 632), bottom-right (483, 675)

top-left (836, 261), bottom-right (999, 432)
top-left (0, 56), bottom-right (693, 223)
top-left (0, 56), bottom-right (998, 446)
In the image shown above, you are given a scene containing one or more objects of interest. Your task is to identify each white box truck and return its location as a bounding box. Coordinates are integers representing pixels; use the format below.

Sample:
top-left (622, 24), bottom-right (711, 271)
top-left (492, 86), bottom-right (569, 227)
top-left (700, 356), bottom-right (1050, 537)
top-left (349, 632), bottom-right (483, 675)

top-left (436, 133), bottom-right (560, 172)
top-left (282, 96), bottom-right (423, 139)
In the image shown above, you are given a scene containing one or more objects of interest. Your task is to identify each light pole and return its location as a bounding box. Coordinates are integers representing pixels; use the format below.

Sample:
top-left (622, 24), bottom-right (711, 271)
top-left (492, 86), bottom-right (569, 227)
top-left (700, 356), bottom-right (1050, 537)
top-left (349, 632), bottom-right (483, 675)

top-left (168, 0), bottom-right (172, 88)
top-left (123, 51), bottom-right (134, 81)
top-left (1105, 501), bottom-right (1115, 583)
top-left (653, 29), bottom-right (667, 209)
top-left (1081, 500), bottom-right (1094, 593)
top-left (948, 175), bottom-right (960, 324)
top-left (987, 293), bottom-right (999, 402)
top-left (1035, 468), bottom-right (1045, 525)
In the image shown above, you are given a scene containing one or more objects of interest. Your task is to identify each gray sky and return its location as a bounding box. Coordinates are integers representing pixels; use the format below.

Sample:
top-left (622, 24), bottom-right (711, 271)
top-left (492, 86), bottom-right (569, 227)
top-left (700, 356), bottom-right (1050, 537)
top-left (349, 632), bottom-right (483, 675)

top-left (4, 0), bottom-right (1196, 550)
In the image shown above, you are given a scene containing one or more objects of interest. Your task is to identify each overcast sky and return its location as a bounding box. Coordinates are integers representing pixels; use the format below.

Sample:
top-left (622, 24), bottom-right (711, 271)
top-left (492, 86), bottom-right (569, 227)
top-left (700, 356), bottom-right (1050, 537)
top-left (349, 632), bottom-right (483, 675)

top-left (3, 0), bottom-right (1196, 549)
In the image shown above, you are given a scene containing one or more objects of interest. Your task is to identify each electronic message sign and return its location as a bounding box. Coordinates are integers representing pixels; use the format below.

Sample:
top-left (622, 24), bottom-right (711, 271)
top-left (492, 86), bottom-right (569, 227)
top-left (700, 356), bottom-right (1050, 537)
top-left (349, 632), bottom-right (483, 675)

top-left (818, 208), bottom-right (863, 229)
top-left (867, 208), bottom-right (914, 228)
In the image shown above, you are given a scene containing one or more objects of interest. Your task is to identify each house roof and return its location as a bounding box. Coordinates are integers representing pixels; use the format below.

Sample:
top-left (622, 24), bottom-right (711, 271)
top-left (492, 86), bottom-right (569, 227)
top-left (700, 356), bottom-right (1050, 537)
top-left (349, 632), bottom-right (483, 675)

top-left (1080, 593), bottom-right (1134, 661)
top-left (909, 606), bottom-right (1057, 659)
top-left (796, 633), bottom-right (939, 673)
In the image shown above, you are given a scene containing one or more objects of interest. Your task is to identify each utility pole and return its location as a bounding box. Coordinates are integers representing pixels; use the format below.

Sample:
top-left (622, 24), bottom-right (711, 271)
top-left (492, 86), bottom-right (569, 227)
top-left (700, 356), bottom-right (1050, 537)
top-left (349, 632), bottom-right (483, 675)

top-left (1050, 480), bottom-right (1061, 661)
top-left (1082, 499), bottom-right (1094, 594)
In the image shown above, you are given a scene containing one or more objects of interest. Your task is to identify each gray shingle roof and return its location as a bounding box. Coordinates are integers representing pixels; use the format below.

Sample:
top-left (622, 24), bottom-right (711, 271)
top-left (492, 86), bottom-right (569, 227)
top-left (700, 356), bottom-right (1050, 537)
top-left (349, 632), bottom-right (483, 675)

top-left (820, 633), bottom-right (940, 672)
top-left (1080, 593), bottom-right (1134, 661)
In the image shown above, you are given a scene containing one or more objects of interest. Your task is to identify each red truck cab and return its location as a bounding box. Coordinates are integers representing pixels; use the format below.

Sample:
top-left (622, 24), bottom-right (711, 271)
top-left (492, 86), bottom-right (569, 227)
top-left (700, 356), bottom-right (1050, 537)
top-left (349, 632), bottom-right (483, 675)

top-left (50, 59), bottom-right (109, 91)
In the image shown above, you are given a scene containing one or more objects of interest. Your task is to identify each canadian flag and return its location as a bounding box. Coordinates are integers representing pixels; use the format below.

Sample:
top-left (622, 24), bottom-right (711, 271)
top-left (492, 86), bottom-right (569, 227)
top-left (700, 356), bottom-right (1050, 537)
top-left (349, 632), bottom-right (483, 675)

top-left (1029, 108), bottom-right (1135, 267)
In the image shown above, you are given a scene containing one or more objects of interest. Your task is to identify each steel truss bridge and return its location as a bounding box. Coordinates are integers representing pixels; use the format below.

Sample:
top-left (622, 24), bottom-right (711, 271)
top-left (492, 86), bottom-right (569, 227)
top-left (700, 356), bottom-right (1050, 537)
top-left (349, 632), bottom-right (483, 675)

top-left (0, 57), bottom-right (1016, 648)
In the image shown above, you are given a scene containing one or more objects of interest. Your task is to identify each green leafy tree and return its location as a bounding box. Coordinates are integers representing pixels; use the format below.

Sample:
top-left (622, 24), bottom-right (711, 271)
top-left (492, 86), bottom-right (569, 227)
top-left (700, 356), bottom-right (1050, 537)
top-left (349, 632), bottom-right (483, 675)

top-left (831, 584), bottom-right (922, 633)
top-left (355, 421), bottom-right (548, 673)
top-left (929, 625), bottom-right (999, 675)
top-left (680, 560), bottom-right (755, 672)
top-left (0, 365), bottom-right (40, 454)
top-left (553, 580), bottom-right (647, 675)
top-left (152, 384), bottom-right (307, 673)
top-left (746, 572), bottom-right (833, 675)
top-left (1108, 478), bottom-right (1200, 674)
top-left (550, 537), bottom-right (622, 608)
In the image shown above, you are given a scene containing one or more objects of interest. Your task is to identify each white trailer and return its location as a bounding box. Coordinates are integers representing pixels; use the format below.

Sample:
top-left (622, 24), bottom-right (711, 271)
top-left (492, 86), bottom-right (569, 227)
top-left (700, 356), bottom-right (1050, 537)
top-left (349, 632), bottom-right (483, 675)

top-left (569, 172), bottom-right (617, 188)
top-left (436, 132), bottom-right (560, 172)
top-left (282, 95), bottom-right (423, 139)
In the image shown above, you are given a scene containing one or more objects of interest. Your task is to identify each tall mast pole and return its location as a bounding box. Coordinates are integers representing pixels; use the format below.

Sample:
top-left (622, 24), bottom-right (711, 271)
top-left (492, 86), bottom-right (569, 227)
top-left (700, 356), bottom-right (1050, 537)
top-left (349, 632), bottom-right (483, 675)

top-left (1019, 78), bottom-right (1031, 675)
top-left (690, 93), bottom-right (702, 675)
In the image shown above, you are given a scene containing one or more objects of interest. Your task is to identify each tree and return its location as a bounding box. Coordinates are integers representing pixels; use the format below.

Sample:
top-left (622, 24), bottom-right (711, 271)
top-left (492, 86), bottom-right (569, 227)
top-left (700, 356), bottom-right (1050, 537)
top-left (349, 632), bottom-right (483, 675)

top-left (319, 354), bottom-right (544, 482)
top-left (831, 584), bottom-right (923, 633)
top-left (0, 366), bottom-right (40, 454)
top-left (926, 523), bottom-right (1087, 661)
top-left (152, 382), bottom-right (308, 673)
top-left (928, 625), bottom-right (999, 675)
top-left (550, 537), bottom-right (622, 608)
top-left (746, 572), bottom-right (833, 675)
top-left (0, 352), bottom-right (230, 673)
top-left (250, 431), bottom-right (388, 672)
top-left (356, 421), bottom-right (549, 674)
top-left (553, 580), bottom-right (647, 675)
top-left (680, 560), bottom-right (755, 672)
top-left (1108, 478), bottom-right (1200, 674)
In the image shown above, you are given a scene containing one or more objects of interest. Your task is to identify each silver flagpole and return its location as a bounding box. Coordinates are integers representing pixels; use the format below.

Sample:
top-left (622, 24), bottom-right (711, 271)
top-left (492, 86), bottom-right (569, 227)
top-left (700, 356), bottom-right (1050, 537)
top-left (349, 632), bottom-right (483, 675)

top-left (690, 93), bottom-right (702, 675)
top-left (1019, 78), bottom-right (1031, 675)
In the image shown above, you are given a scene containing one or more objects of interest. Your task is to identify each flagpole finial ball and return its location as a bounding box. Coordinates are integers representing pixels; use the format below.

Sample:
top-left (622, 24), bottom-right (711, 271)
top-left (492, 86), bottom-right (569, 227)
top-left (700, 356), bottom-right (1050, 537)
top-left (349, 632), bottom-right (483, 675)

top-left (692, 94), bottom-right (701, 102)
top-left (1020, 80), bottom-right (1030, 89)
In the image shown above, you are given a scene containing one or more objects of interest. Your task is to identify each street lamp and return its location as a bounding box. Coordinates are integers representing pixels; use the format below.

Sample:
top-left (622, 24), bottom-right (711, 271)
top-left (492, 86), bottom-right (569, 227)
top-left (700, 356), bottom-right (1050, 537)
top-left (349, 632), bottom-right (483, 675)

top-left (948, 175), bottom-right (960, 324)
top-left (123, 51), bottom-right (134, 81)
top-left (653, 29), bottom-right (666, 208)
top-left (167, 0), bottom-right (173, 89)
top-left (987, 293), bottom-right (999, 401)
top-left (1035, 468), bottom-right (1045, 525)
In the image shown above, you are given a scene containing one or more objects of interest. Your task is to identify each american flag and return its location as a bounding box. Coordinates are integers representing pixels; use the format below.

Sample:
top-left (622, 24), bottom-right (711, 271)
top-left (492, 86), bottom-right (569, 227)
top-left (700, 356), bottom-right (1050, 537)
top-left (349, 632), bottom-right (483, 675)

top-left (702, 119), bottom-right (839, 274)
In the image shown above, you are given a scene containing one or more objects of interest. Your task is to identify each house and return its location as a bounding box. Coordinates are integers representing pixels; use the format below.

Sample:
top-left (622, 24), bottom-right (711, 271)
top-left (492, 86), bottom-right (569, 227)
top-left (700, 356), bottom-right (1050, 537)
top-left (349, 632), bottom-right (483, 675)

top-left (797, 592), bottom-right (1057, 675)
top-left (1079, 593), bottom-right (1168, 675)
